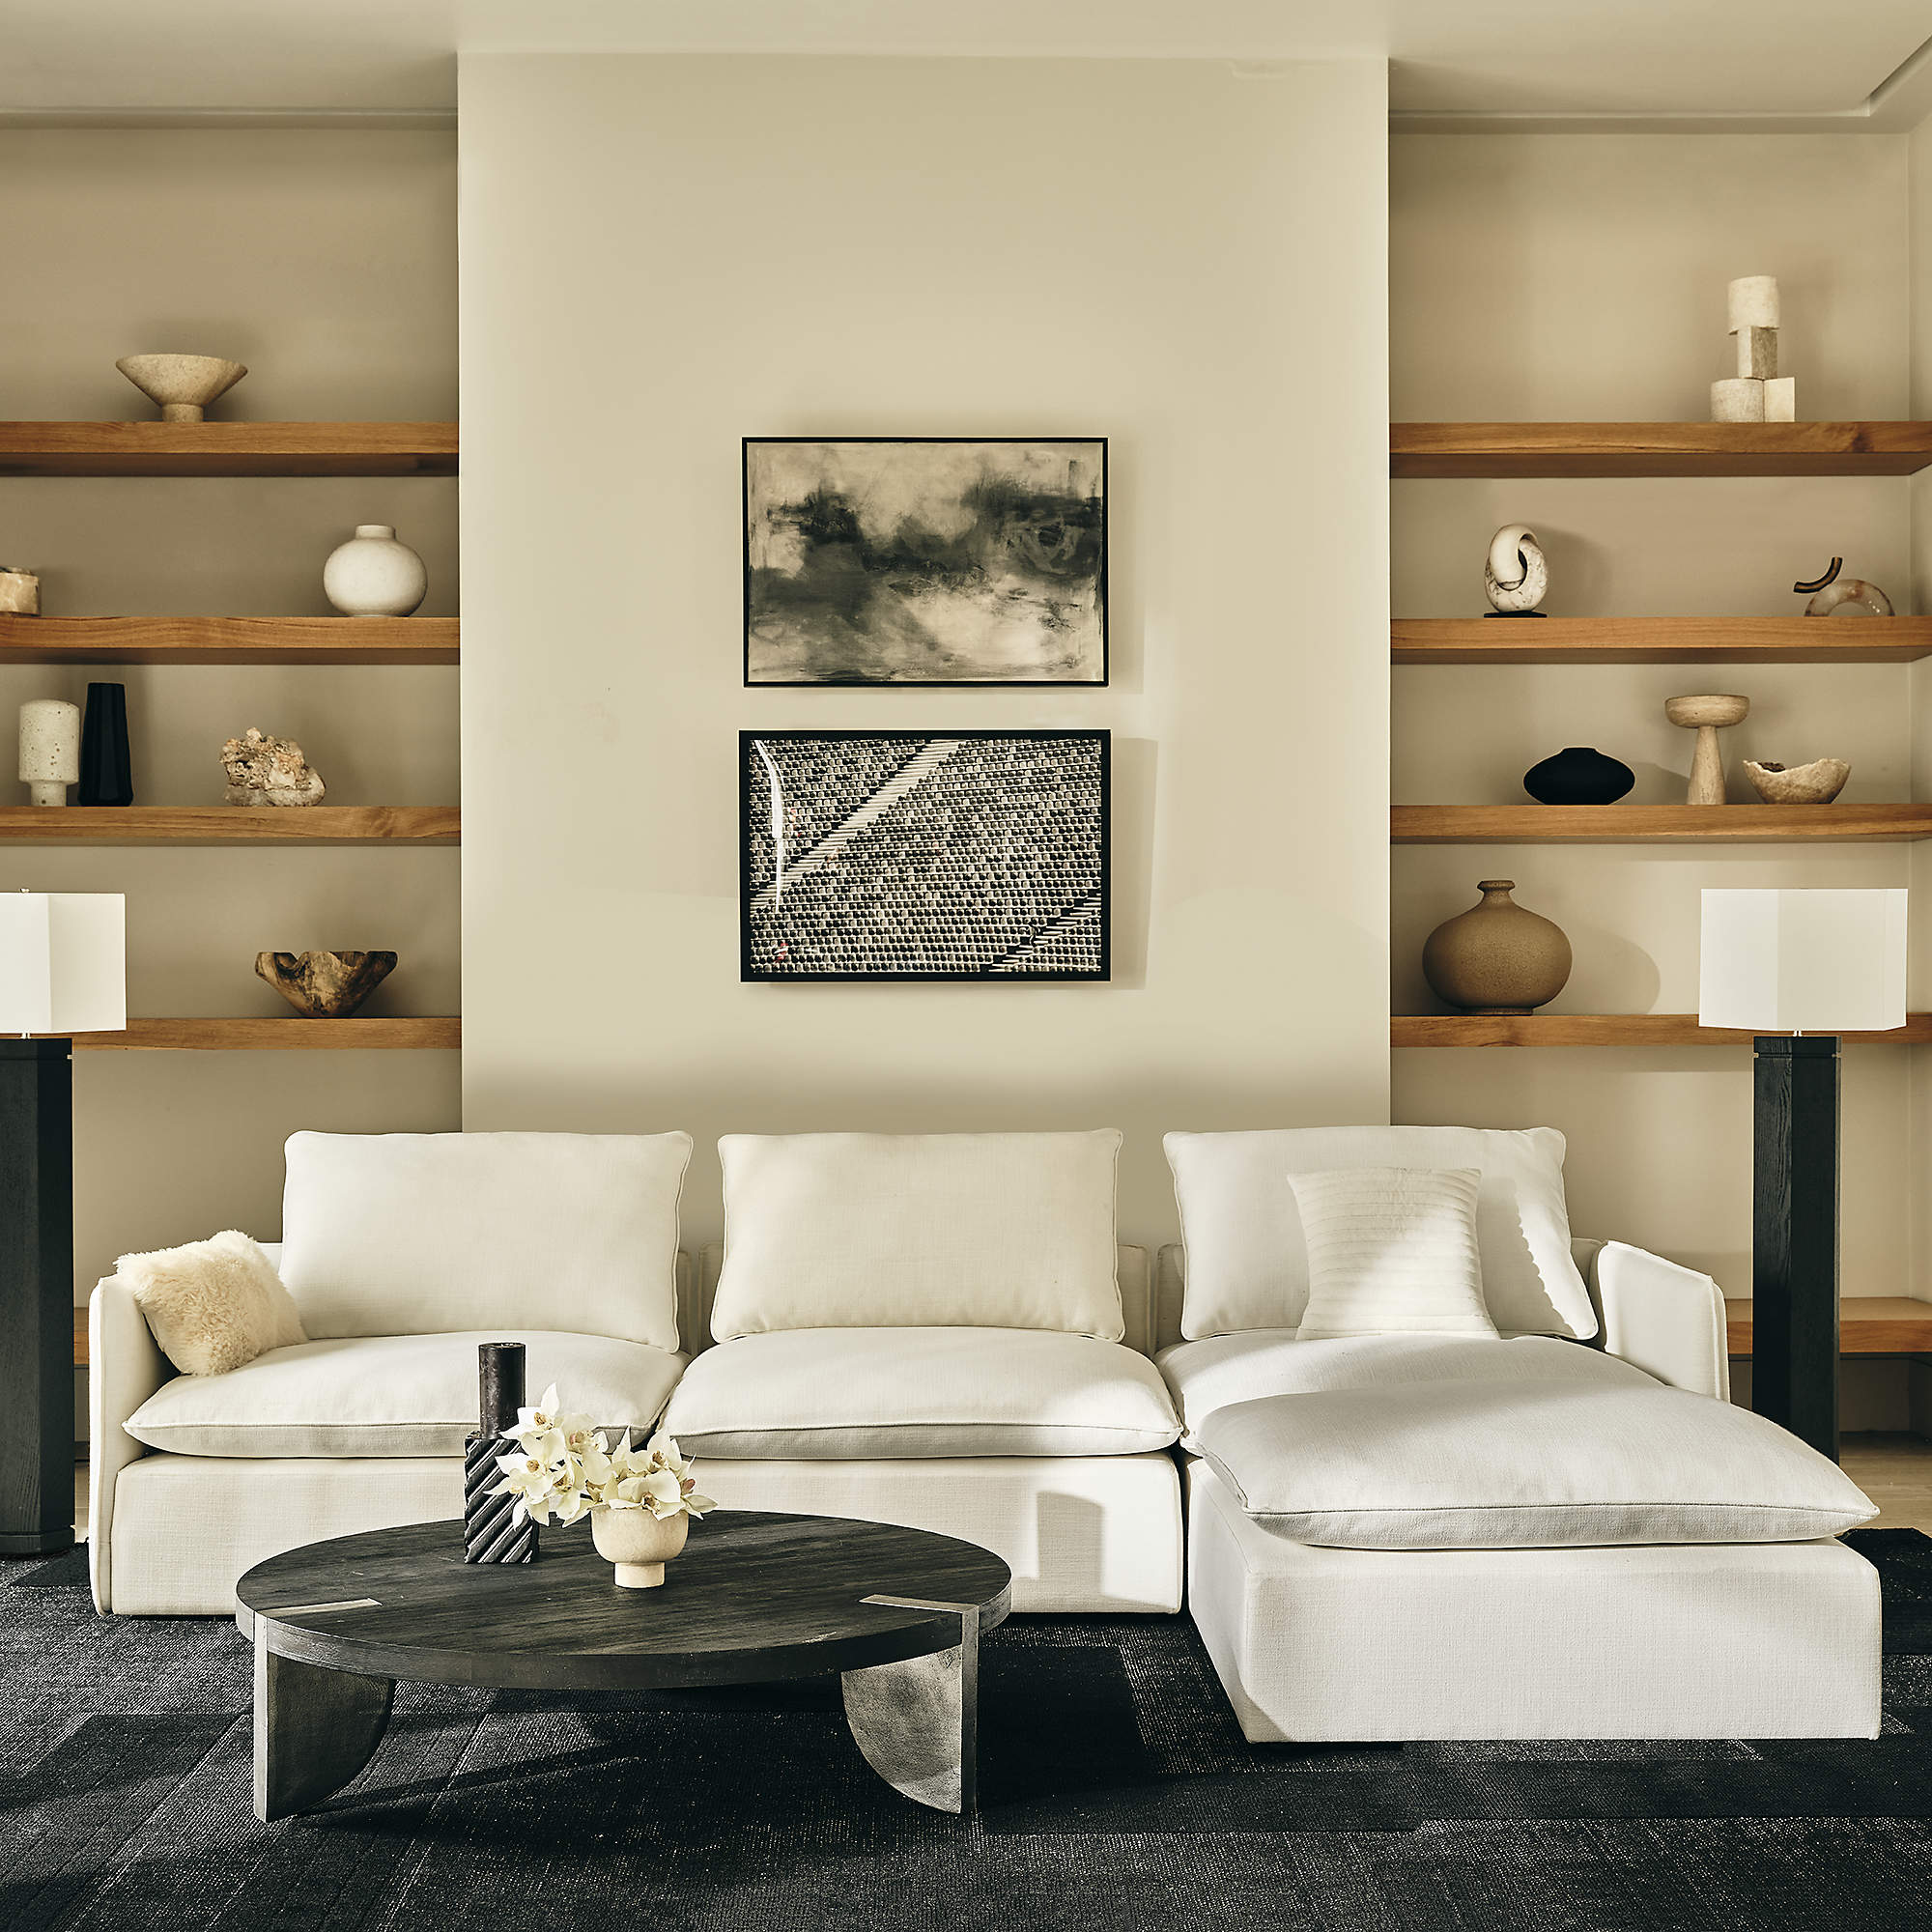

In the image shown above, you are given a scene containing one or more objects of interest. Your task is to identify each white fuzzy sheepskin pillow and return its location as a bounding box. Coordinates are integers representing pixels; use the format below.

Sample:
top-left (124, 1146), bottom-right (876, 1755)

top-left (120, 1231), bottom-right (307, 1377)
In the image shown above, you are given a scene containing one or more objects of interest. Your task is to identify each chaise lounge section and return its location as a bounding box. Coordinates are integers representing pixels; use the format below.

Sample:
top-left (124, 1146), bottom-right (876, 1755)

top-left (1157, 1127), bottom-right (1883, 1741)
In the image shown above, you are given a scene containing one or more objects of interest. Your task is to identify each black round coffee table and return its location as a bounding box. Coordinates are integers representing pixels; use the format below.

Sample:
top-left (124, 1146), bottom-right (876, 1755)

top-left (235, 1510), bottom-right (1011, 1822)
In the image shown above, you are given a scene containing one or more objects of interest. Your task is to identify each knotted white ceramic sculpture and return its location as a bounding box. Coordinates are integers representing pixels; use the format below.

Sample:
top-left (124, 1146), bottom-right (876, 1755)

top-left (1484, 525), bottom-right (1548, 615)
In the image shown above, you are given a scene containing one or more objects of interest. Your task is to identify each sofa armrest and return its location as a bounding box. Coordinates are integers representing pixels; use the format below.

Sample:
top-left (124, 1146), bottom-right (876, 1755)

top-left (1577, 1238), bottom-right (1730, 1400)
top-left (88, 1270), bottom-right (173, 1613)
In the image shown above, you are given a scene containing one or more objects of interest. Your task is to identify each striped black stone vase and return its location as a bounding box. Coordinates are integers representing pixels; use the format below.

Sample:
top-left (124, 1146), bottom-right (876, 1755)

top-left (465, 1341), bottom-right (538, 1564)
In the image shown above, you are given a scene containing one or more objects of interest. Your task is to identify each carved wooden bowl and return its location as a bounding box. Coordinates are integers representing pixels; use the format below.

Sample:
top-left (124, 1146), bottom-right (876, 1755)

top-left (256, 951), bottom-right (396, 1018)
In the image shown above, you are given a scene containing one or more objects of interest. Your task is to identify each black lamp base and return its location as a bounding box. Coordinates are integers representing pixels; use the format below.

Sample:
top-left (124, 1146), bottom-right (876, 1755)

top-left (1751, 1036), bottom-right (1840, 1463)
top-left (0, 1040), bottom-right (76, 1555)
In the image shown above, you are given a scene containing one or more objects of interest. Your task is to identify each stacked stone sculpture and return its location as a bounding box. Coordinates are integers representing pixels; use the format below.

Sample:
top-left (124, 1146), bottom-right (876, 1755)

top-left (1710, 276), bottom-right (1796, 423)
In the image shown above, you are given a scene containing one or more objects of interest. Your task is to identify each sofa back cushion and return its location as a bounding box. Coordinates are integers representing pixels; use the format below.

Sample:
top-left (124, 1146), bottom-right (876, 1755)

top-left (1165, 1125), bottom-right (1596, 1342)
top-left (710, 1130), bottom-right (1123, 1341)
top-left (279, 1131), bottom-right (691, 1348)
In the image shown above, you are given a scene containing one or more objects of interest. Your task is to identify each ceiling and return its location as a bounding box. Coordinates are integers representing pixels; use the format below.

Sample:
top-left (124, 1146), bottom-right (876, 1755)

top-left (2, 1), bottom-right (1928, 127)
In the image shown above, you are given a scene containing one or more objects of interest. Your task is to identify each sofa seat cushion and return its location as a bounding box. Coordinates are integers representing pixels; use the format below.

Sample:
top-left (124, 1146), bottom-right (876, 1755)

top-left (1157, 1329), bottom-right (1652, 1447)
top-left (662, 1328), bottom-right (1180, 1459)
top-left (1196, 1378), bottom-right (1877, 1549)
top-left (124, 1331), bottom-right (684, 1458)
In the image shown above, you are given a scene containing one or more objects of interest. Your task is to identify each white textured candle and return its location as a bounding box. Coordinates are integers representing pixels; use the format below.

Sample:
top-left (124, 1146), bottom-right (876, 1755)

top-left (18, 697), bottom-right (80, 805)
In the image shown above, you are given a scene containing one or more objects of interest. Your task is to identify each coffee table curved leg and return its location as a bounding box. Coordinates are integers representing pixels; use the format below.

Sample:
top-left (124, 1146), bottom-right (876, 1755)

top-left (840, 1598), bottom-right (981, 1815)
top-left (253, 1626), bottom-right (395, 1822)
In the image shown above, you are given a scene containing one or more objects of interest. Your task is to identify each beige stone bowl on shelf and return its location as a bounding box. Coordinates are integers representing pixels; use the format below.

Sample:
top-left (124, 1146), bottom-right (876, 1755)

top-left (115, 353), bottom-right (247, 422)
top-left (1744, 757), bottom-right (1851, 805)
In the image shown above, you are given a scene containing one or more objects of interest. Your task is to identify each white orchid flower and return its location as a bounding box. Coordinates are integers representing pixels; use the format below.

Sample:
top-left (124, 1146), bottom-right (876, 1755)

top-left (508, 1383), bottom-right (563, 1444)
top-left (646, 1433), bottom-right (692, 1478)
top-left (493, 1451), bottom-right (564, 1524)
top-left (549, 1487), bottom-right (591, 1526)
top-left (682, 1490), bottom-right (716, 1518)
top-left (639, 1468), bottom-right (685, 1520)
top-left (573, 1431), bottom-right (614, 1488)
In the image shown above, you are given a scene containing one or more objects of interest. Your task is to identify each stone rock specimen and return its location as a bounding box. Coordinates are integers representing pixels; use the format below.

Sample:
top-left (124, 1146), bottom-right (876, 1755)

top-left (222, 726), bottom-right (325, 807)
top-left (256, 950), bottom-right (397, 1018)
top-left (1710, 277), bottom-right (1796, 422)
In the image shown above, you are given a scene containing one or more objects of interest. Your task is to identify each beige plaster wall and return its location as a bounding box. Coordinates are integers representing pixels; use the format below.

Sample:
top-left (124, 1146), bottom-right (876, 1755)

top-left (1392, 132), bottom-right (1917, 1300)
top-left (0, 128), bottom-right (461, 1301)
top-left (458, 53), bottom-right (1393, 1250)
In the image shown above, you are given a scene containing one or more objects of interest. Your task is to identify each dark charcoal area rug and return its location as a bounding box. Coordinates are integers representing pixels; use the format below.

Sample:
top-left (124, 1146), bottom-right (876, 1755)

top-left (5, 1530), bottom-right (1931, 1932)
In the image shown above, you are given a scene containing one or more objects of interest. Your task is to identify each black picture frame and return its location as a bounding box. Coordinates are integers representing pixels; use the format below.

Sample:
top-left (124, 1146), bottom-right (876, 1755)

top-left (740, 728), bottom-right (1111, 983)
top-left (742, 437), bottom-right (1109, 688)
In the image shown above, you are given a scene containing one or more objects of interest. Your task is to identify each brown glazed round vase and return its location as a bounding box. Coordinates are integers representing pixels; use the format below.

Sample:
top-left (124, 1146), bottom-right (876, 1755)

top-left (1422, 880), bottom-right (1572, 1014)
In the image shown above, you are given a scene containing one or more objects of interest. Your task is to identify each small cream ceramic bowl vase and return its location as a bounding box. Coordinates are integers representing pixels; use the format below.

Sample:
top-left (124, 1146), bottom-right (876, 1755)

top-left (591, 1506), bottom-right (689, 1589)
top-left (115, 353), bottom-right (247, 422)
top-left (1745, 757), bottom-right (1851, 805)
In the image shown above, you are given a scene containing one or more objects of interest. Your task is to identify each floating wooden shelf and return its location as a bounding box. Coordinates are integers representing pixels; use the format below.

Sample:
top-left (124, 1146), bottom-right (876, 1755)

top-left (0, 615), bottom-right (458, 665)
top-left (1392, 616), bottom-right (1932, 665)
top-left (0, 807), bottom-right (457, 844)
top-left (0, 421), bottom-right (457, 477)
top-left (1392, 804), bottom-right (1932, 843)
top-left (1392, 1013), bottom-right (1932, 1048)
top-left (74, 1309), bottom-right (86, 1369)
top-left (1726, 1297), bottom-right (1932, 1357)
top-left (44, 1017), bottom-right (461, 1051)
top-left (1391, 421), bottom-right (1932, 478)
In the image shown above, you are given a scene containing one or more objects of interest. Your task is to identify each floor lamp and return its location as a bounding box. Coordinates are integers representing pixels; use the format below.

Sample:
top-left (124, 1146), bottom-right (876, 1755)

top-left (0, 892), bottom-right (125, 1555)
top-left (1698, 888), bottom-right (1908, 1463)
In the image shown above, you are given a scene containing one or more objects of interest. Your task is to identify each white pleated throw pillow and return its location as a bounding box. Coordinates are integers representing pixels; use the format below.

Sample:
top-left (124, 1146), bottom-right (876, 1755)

top-left (1289, 1168), bottom-right (1497, 1341)
top-left (1197, 1378), bottom-right (1877, 1549)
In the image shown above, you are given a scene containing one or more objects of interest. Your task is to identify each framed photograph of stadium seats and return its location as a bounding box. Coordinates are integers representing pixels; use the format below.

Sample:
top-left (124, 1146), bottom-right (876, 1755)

top-left (740, 729), bottom-right (1110, 981)
top-left (743, 438), bottom-right (1107, 686)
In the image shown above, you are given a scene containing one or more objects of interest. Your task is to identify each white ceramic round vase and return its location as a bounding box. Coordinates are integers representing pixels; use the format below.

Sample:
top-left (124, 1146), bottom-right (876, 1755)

top-left (590, 1506), bottom-right (689, 1589)
top-left (323, 525), bottom-right (427, 617)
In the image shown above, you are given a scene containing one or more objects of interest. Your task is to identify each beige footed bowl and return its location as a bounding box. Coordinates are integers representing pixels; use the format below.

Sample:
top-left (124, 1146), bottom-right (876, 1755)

top-left (1745, 757), bottom-right (1850, 805)
top-left (115, 353), bottom-right (247, 422)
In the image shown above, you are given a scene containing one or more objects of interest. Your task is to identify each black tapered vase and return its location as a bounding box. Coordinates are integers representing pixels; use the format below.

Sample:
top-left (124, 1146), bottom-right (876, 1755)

top-left (1522, 746), bottom-right (1634, 806)
top-left (77, 684), bottom-right (133, 807)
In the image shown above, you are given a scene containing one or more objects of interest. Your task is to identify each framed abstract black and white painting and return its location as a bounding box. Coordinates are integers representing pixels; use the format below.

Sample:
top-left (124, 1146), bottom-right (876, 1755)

top-left (741, 729), bottom-right (1109, 981)
top-left (743, 438), bottom-right (1107, 686)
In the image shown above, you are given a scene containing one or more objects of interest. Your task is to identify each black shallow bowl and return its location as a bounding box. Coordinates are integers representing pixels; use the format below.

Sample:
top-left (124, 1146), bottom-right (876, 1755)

top-left (1522, 746), bottom-right (1634, 805)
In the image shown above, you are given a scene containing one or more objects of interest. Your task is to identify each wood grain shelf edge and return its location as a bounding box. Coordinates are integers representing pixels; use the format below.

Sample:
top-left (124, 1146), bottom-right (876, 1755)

top-left (0, 615), bottom-right (458, 665)
top-left (0, 420), bottom-right (457, 476)
top-left (44, 1017), bottom-right (461, 1051)
top-left (1392, 1013), bottom-right (1932, 1047)
top-left (1391, 421), bottom-right (1932, 478)
top-left (0, 806), bottom-right (458, 843)
top-left (1725, 1297), bottom-right (1932, 1357)
top-left (1392, 804), bottom-right (1932, 843)
top-left (1392, 616), bottom-right (1932, 665)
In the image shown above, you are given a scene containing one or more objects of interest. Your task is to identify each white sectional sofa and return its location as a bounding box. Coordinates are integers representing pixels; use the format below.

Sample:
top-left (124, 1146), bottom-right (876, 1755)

top-left (1155, 1127), bottom-right (1884, 1742)
top-left (90, 1131), bottom-right (696, 1615)
top-left (659, 1130), bottom-right (1185, 1611)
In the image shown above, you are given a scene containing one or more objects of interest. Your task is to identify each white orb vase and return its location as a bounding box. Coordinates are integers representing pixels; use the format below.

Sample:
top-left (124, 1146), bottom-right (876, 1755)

top-left (323, 525), bottom-right (427, 617)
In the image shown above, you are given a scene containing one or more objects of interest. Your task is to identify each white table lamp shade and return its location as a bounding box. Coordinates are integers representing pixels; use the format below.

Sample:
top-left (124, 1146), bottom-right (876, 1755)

top-left (1698, 889), bottom-right (1907, 1034)
top-left (0, 893), bottom-right (126, 1034)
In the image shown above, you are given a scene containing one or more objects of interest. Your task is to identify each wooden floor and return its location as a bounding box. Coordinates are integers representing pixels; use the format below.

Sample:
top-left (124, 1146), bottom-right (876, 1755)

top-left (71, 1436), bottom-right (1932, 1542)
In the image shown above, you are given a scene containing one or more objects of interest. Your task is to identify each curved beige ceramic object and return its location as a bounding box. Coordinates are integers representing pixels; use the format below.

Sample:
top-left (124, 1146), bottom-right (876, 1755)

top-left (1421, 879), bottom-right (1572, 1015)
top-left (115, 353), bottom-right (247, 422)
top-left (1744, 757), bottom-right (1850, 805)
